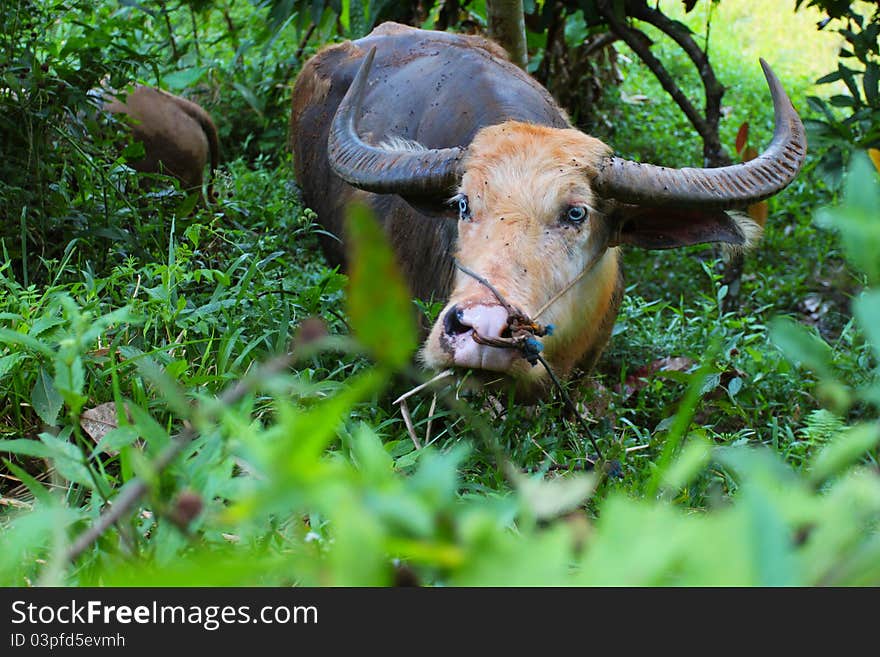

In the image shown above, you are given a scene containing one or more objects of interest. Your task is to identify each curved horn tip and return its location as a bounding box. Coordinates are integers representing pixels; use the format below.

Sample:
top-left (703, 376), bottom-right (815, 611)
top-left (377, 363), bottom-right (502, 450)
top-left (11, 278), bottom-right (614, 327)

top-left (594, 57), bottom-right (804, 209)
top-left (758, 58), bottom-right (780, 86)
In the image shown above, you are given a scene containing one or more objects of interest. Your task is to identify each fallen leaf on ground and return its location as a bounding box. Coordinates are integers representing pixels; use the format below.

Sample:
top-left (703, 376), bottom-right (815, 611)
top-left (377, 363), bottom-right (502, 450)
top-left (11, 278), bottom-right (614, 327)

top-left (80, 401), bottom-right (132, 455)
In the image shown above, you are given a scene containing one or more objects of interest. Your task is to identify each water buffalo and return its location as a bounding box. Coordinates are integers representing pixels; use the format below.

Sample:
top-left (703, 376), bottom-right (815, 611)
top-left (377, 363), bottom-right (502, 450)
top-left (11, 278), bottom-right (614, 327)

top-left (103, 86), bottom-right (220, 199)
top-left (290, 22), bottom-right (805, 396)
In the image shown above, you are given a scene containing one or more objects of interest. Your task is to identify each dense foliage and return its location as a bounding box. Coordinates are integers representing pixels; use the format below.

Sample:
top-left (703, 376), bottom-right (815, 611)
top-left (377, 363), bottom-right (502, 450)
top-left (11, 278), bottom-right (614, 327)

top-left (1, 0), bottom-right (878, 586)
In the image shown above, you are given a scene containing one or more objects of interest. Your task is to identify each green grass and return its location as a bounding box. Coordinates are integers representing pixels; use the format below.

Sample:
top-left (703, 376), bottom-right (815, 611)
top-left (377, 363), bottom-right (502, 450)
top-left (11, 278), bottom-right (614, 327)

top-left (1, 0), bottom-right (879, 586)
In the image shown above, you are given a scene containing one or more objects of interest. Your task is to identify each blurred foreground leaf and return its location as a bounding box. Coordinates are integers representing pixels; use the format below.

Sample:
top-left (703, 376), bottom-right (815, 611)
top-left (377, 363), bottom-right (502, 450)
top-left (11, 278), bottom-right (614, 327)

top-left (345, 202), bottom-right (418, 370)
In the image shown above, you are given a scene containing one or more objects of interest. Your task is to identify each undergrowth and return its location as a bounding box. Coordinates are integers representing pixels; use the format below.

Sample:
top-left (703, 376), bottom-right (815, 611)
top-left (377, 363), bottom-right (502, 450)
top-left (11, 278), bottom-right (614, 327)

top-left (1, 0), bottom-right (878, 586)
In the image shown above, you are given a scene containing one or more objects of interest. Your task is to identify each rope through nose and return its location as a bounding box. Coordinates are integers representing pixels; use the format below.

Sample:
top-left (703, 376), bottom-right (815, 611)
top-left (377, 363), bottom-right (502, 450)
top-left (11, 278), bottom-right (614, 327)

top-left (451, 259), bottom-right (606, 463)
top-left (453, 259), bottom-right (552, 366)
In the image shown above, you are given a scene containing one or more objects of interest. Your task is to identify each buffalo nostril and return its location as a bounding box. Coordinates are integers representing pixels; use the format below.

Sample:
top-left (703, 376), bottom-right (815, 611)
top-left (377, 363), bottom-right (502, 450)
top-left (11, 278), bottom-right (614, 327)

top-left (443, 304), bottom-right (472, 336)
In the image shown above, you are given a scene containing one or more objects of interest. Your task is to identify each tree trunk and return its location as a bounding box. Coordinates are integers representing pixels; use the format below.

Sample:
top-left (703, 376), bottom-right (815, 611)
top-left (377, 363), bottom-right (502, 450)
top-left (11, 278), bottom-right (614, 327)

top-left (487, 0), bottom-right (528, 69)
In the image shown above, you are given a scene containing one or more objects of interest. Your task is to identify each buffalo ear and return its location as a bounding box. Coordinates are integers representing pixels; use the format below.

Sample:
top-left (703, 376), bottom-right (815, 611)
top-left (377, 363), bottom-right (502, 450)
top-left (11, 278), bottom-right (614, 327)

top-left (609, 205), bottom-right (752, 250)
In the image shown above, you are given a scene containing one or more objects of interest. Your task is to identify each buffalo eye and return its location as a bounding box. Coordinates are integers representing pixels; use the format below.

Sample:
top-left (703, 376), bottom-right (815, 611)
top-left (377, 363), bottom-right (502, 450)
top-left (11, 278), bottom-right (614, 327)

top-left (563, 205), bottom-right (588, 225)
top-left (457, 195), bottom-right (471, 221)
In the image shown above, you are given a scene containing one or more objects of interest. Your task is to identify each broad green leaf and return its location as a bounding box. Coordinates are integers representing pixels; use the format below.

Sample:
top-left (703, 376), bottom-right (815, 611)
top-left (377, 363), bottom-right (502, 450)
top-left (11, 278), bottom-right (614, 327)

top-left (31, 367), bottom-right (63, 426)
top-left (699, 371), bottom-right (721, 394)
top-left (815, 147), bottom-right (845, 190)
top-left (344, 202), bottom-right (417, 370)
top-left (714, 445), bottom-right (798, 491)
top-left (327, 495), bottom-right (390, 586)
top-left (853, 290), bottom-right (880, 364)
top-left (508, 467), bottom-right (596, 520)
top-left (769, 316), bottom-right (833, 378)
top-left (864, 61), bottom-right (878, 105)
top-left (126, 403), bottom-right (171, 455)
top-left (815, 153), bottom-right (880, 284)
top-left (660, 435), bottom-right (712, 495)
top-left (0, 438), bottom-right (54, 459)
top-left (90, 426), bottom-right (140, 458)
top-left (351, 423), bottom-right (394, 484)
top-left (577, 496), bottom-right (690, 585)
top-left (54, 354), bottom-right (85, 410)
top-left (79, 306), bottom-right (136, 348)
top-left (0, 328), bottom-right (54, 357)
top-left (800, 473), bottom-right (880, 585)
top-left (815, 70), bottom-right (843, 84)
top-left (0, 353), bottom-right (24, 381)
top-left (121, 140), bottom-right (146, 160)
top-left (175, 192), bottom-right (200, 217)
top-left (28, 314), bottom-right (65, 337)
top-left (134, 357), bottom-right (190, 418)
top-left (363, 491), bottom-right (434, 537)
top-left (232, 82), bottom-right (265, 116)
top-left (728, 376), bottom-right (743, 397)
top-left (740, 485), bottom-right (798, 586)
top-left (453, 525), bottom-right (573, 586)
top-left (224, 369), bottom-right (388, 527)
top-left (38, 430), bottom-right (94, 488)
top-left (81, 549), bottom-right (298, 587)
top-left (408, 444), bottom-right (469, 509)
top-left (162, 67), bottom-right (206, 91)
top-left (0, 503), bottom-right (79, 586)
top-left (809, 423), bottom-right (880, 484)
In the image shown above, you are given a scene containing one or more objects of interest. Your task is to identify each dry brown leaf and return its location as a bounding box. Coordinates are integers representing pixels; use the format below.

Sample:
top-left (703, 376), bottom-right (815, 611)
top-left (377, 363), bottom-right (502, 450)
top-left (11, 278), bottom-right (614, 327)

top-left (869, 148), bottom-right (880, 174)
top-left (741, 145), bottom-right (759, 162)
top-left (80, 401), bottom-right (131, 455)
top-left (747, 200), bottom-right (769, 227)
top-left (735, 122), bottom-right (749, 155)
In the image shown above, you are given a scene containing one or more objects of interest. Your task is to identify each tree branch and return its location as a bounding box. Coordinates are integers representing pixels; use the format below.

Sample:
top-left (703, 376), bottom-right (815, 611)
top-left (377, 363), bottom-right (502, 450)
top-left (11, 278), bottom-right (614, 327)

top-left (583, 31), bottom-right (620, 59)
top-left (626, 0), bottom-right (730, 166)
top-left (295, 22), bottom-right (317, 63)
top-left (597, 0), bottom-right (731, 166)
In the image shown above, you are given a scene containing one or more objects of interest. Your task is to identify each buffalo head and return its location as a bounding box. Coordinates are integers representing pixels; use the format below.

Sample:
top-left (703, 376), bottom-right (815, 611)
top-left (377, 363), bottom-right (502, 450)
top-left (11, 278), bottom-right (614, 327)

top-left (317, 37), bottom-right (806, 396)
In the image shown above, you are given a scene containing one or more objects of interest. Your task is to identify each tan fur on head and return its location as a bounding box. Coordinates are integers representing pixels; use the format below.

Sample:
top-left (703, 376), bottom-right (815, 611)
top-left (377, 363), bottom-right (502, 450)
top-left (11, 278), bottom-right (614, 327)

top-left (421, 121), bottom-right (623, 392)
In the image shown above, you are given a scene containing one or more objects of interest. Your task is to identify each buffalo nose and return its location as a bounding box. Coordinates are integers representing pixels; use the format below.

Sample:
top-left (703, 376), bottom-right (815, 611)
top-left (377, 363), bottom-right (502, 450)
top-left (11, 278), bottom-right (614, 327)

top-left (436, 302), bottom-right (518, 372)
top-left (443, 304), bottom-right (472, 336)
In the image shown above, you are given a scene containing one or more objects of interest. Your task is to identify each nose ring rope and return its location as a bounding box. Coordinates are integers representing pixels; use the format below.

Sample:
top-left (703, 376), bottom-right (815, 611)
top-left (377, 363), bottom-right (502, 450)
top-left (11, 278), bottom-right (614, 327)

top-left (453, 260), bottom-right (552, 366)
top-left (452, 259), bottom-right (605, 463)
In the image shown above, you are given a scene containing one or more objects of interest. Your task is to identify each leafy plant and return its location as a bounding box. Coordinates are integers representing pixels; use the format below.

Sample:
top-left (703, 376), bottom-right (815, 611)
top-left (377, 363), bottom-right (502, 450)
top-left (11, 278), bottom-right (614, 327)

top-left (2, 0), bottom-right (879, 589)
top-left (798, 0), bottom-right (880, 189)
